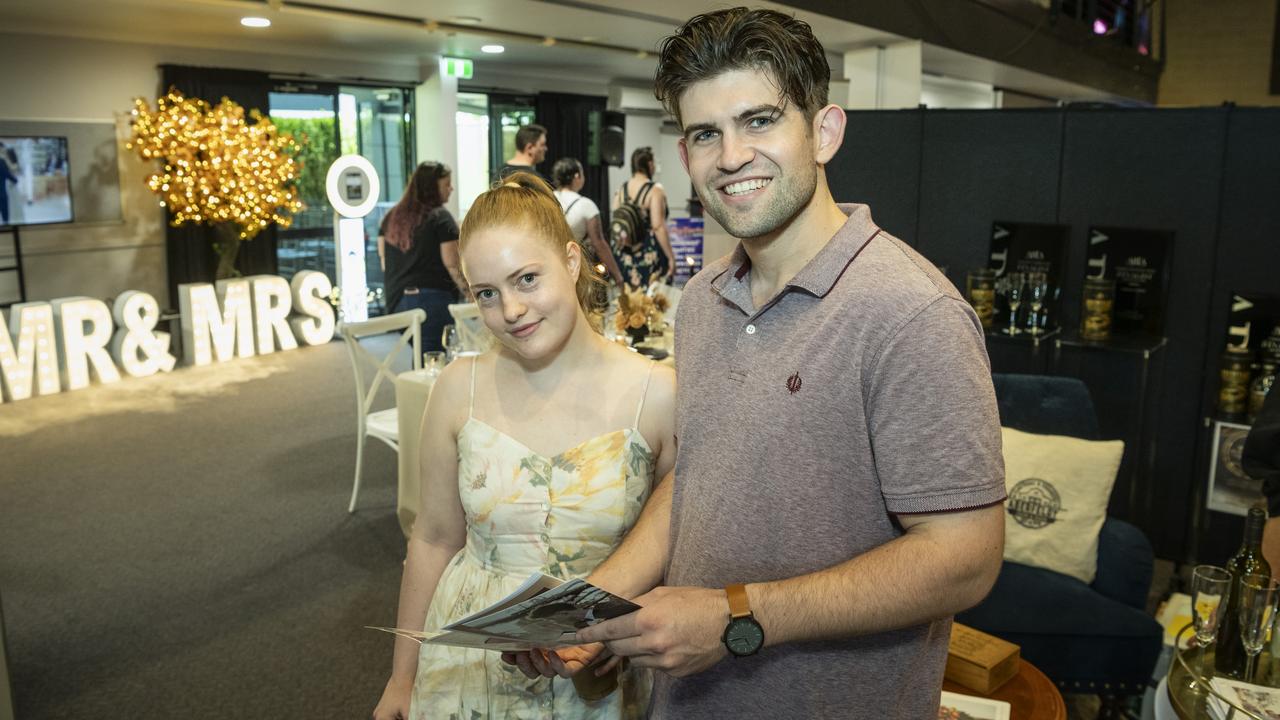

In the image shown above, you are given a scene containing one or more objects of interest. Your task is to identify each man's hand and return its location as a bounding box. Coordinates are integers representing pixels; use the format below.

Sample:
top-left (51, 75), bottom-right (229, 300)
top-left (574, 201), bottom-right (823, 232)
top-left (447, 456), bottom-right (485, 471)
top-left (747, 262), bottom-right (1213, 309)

top-left (500, 643), bottom-right (608, 679)
top-left (575, 586), bottom-right (730, 678)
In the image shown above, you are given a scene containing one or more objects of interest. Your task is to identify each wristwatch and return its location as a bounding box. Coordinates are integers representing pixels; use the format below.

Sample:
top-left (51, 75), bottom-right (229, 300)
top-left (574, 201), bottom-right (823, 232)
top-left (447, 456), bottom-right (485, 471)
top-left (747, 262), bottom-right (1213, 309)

top-left (722, 583), bottom-right (765, 657)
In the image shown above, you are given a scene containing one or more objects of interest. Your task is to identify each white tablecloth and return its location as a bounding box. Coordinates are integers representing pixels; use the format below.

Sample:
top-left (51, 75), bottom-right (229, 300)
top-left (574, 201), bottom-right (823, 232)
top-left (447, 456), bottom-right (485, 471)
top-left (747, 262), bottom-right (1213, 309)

top-left (394, 369), bottom-right (437, 538)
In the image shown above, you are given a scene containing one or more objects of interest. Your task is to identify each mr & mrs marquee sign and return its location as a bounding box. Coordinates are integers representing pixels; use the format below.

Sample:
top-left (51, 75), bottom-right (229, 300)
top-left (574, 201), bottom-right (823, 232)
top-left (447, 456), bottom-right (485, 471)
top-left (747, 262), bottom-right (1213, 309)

top-left (0, 271), bottom-right (336, 403)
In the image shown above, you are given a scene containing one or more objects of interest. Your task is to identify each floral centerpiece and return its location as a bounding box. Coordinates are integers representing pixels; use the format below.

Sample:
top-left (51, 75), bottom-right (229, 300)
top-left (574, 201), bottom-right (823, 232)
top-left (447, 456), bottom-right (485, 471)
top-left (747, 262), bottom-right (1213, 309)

top-left (615, 287), bottom-right (670, 344)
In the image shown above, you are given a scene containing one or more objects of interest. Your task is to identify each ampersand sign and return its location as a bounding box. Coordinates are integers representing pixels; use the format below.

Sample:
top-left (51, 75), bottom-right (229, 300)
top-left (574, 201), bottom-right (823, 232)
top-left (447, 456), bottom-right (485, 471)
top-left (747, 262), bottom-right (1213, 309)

top-left (110, 291), bottom-right (178, 377)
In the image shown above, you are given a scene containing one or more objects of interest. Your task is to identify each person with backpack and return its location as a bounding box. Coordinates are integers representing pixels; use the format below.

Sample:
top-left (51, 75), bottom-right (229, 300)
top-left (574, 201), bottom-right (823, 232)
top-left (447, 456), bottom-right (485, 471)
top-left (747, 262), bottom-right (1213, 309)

top-left (552, 157), bottom-right (624, 288)
top-left (611, 147), bottom-right (676, 289)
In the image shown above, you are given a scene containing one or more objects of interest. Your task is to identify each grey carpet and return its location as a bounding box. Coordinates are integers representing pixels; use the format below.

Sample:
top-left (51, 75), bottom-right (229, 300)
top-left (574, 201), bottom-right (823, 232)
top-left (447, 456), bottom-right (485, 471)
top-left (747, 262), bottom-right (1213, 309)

top-left (0, 338), bottom-right (413, 718)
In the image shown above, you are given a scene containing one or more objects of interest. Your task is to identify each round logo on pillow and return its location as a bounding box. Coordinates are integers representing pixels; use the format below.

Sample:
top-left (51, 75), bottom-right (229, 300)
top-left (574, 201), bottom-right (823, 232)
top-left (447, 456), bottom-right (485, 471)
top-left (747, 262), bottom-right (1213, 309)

top-left (1008, 478), bottom-right (1064, 529)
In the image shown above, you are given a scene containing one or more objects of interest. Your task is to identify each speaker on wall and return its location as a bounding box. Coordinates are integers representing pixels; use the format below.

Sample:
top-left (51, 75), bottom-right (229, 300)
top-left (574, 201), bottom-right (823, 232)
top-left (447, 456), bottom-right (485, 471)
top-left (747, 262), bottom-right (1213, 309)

top-left (602, 110), bottom-right (626, 167)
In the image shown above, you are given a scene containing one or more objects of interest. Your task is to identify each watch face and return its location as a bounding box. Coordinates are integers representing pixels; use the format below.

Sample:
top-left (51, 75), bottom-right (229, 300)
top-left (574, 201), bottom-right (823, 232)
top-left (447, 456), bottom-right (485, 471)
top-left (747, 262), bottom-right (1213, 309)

top-left (724, 617), bottom-right (764, 656)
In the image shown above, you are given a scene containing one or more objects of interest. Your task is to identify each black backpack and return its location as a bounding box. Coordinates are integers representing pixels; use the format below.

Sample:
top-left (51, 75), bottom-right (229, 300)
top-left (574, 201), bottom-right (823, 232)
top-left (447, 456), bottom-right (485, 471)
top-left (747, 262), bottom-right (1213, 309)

top-left (610, 181), bottom-right (653, 253)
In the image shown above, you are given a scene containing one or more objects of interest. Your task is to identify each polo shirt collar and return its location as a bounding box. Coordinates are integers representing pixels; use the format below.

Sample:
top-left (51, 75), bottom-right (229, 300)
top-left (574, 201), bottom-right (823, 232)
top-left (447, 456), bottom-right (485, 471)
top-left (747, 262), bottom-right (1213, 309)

top-left (709, 203), bottom-right (881, 307)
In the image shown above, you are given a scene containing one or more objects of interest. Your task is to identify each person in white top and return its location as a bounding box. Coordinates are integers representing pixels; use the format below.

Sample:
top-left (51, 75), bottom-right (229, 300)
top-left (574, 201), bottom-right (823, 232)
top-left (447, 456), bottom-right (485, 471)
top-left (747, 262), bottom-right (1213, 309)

top-left (552, 157), bottom-right (625, 287)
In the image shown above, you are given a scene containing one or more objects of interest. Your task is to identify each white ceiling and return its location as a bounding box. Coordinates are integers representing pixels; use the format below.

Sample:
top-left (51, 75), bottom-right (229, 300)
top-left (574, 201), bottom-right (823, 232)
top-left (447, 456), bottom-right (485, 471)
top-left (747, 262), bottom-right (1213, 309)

top-left (0, 0), bottom-right (1115, 100)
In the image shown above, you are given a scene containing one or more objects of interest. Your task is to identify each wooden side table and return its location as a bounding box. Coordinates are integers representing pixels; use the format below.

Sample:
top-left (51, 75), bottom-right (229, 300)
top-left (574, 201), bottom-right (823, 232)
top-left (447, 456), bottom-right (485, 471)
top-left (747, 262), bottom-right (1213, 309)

top-left (944, 659), bottom-right (1067, 720)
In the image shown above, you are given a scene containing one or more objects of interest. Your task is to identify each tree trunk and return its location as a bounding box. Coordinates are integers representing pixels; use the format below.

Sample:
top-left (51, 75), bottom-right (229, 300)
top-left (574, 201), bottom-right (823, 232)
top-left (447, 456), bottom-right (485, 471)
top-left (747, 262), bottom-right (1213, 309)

top-left (214, 223), bottom-right (243, 280)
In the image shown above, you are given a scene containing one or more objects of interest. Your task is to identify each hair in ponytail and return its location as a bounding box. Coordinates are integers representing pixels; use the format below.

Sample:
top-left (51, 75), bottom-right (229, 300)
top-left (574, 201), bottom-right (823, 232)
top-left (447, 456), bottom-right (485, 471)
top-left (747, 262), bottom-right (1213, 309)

top-left (459, 171), bottom-right (607, 326)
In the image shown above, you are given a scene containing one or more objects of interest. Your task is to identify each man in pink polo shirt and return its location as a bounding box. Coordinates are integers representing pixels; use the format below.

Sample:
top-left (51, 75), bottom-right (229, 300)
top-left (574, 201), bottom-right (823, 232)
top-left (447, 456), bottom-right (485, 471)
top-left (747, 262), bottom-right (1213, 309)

top-left (512, 8), bottom-right (1007, 717)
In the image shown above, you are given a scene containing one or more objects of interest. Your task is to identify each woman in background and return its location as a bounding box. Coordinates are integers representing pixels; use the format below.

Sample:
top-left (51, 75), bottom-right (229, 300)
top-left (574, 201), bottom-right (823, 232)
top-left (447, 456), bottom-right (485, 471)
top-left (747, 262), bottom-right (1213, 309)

top-left (552, 157), bottom-right (624, 289)
top-left (371, 171), bottom-right (675, 720)
top-left (378, 161), bottom-right (466, 351)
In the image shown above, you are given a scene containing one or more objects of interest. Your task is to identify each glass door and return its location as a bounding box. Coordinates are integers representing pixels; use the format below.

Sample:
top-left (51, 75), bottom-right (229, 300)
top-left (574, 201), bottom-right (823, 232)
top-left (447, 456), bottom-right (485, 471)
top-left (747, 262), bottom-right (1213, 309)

top-left (269, 83), bottom-right (413, 316)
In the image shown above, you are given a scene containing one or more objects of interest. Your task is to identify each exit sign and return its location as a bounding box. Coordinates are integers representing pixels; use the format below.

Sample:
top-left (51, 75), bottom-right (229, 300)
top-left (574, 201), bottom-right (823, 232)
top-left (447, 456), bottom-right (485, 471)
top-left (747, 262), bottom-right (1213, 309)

top-left (443, 57), bottom-right (473, 79)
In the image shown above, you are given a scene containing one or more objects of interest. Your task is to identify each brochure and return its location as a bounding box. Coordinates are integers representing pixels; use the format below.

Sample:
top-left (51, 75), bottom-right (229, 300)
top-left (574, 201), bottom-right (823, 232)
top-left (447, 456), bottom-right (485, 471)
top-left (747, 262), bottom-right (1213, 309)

top-left (369, 572), bottom-right (640, 652)
top-left (1208, 677), bottom-right (1280, 720)
top-left (938, 690), bottom-right (1011, 720)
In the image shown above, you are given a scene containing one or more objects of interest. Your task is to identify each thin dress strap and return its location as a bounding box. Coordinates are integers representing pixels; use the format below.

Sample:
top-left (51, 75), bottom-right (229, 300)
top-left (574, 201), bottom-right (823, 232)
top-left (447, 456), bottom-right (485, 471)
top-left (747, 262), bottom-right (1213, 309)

top-left (468, 355), bottom-right (477, 418)
top-left (633, 360), bottom-right (656, 428)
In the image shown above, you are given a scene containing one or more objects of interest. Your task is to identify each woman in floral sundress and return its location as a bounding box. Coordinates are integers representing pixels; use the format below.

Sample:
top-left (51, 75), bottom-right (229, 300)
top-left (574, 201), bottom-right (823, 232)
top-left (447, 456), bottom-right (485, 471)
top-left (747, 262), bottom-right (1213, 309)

top-left (372, 171), bottom-right (677, 720)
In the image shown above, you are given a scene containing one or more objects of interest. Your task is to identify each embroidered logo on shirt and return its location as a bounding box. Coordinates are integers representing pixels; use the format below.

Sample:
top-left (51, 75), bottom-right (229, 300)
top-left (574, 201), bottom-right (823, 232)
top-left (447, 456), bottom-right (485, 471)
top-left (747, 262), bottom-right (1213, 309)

top-left (786, 372), bottom-right (802, 394)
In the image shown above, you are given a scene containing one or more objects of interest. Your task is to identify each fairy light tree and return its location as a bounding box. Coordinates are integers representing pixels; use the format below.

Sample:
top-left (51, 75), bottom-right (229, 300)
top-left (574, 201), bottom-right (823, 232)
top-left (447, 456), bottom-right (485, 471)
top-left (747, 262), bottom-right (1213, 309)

top-left (126, 89), bottom-right (305, 279)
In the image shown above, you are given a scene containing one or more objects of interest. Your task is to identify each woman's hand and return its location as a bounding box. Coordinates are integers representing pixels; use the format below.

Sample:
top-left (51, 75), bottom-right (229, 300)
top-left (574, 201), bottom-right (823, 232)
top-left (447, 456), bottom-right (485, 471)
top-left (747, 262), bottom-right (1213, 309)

top-left (372, 675), bottom-right (413, 720)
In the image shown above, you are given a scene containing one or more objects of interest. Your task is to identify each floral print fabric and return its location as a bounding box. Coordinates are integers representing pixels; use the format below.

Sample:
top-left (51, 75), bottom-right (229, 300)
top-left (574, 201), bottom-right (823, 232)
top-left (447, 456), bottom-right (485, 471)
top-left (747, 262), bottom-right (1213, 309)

top-left (410, 416), bottom-right (656, 720)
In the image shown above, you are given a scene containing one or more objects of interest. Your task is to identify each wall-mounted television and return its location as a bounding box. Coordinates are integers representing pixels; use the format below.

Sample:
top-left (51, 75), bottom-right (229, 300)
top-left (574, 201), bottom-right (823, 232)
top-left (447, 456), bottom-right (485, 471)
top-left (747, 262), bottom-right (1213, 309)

top-left (0, 136), bottom-right (73, 228)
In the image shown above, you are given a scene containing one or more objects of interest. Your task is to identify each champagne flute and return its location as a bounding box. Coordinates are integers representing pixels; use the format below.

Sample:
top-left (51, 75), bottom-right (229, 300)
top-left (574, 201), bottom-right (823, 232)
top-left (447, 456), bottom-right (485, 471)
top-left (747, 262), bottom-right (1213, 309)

top-left (1005, 272), bottom-right (1025, 336)
top-left (1191, 564), bottom-right (1233, 693)
top-left (1238, 573), bottom-right (1279, 683)
top-left (1026, 272), bottom-right (1050, 336)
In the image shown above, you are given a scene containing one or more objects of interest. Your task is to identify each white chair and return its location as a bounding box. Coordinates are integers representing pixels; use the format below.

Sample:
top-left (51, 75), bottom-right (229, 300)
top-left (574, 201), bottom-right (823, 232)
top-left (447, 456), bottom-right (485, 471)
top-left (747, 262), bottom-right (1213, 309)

top-left (339, 309), bottom-right (425, 513)
top-left (448, 302), bottom-right (495, 354)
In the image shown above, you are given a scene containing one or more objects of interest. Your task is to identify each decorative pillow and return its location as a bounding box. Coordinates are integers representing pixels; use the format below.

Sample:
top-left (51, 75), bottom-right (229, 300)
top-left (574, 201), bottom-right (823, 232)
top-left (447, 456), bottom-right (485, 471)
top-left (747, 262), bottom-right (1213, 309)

top-left (1001, 427), bottom-right (1124, 585)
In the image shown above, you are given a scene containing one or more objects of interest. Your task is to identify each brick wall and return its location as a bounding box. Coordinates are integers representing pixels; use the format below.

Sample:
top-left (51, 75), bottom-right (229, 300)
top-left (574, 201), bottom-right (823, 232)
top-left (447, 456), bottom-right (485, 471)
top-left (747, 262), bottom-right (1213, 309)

top-left (1158, 0), bottom-right (1280, 106)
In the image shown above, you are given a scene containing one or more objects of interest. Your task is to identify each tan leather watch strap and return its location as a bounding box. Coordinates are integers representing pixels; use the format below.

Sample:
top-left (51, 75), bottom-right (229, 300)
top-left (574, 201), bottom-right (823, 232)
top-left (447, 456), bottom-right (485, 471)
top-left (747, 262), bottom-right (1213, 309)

top-left (725, 583), bottom-right (752, 619)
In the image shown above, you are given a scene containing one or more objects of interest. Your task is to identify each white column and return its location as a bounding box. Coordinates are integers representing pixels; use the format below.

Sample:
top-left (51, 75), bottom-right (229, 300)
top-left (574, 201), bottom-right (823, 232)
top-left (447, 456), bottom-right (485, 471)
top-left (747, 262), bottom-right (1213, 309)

top-left (842, 41), bottom-right (922, 109)
top-left (416, 57), bottom-right (460, 218)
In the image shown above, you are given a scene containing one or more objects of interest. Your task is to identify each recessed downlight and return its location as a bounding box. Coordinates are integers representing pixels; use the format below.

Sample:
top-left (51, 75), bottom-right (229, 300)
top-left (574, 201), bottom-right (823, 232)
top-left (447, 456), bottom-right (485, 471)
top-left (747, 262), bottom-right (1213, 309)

top-left (241, 16), bottom-right (271, 28)
top-left (481, 44), bottom-right (505, 54)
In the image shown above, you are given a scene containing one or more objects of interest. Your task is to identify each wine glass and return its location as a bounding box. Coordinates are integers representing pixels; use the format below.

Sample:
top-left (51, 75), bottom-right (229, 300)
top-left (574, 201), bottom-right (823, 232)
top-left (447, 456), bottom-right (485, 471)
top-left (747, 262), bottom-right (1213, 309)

top-left (441, 324), bottom-right (460, 364)
top-left (1190, 564), bottom-right (1233, 693)
top-left (1025, 272), bottom-right (1050, 336)
top-left (1238, 573), bottom-right (1279, 682)
top-left (1004, 272), bottom-right (1025, 336)
top-left (422, 351), bottom-right (446, 379)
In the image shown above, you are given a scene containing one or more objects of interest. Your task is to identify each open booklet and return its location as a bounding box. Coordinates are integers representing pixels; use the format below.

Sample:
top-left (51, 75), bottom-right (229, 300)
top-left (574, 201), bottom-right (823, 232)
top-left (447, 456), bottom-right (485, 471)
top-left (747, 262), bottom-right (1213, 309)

top-left (1208, 677), bottom-right (1280, 720)
top-left (369, 572), bottom-right (641, 653)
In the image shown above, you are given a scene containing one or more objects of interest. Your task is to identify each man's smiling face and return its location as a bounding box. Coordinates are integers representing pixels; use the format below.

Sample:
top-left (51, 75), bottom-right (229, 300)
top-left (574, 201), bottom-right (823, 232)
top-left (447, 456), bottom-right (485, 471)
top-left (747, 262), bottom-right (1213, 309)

top-left (677, 67), bottom-right (819, 240)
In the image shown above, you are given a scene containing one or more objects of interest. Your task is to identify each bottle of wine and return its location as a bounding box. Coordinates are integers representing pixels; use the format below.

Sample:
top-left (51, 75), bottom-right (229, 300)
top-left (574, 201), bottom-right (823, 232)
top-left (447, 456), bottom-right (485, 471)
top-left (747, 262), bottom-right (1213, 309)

top-left (1215, 505), bottom-right (1272, 679)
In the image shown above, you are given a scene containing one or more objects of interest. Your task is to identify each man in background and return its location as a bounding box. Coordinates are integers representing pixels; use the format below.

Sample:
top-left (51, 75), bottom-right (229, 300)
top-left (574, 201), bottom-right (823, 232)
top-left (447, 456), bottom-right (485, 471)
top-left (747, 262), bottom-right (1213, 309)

top-left (497, 124), bottom-right (548, 182)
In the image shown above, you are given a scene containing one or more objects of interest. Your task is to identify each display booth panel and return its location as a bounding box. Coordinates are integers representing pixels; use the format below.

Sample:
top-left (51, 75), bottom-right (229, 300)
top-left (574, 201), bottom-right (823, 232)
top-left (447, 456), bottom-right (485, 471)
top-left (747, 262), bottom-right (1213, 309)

top-left (827, 109), bottom-right (922, 246)
top-left (917, 109), bottom-right (1063, 291)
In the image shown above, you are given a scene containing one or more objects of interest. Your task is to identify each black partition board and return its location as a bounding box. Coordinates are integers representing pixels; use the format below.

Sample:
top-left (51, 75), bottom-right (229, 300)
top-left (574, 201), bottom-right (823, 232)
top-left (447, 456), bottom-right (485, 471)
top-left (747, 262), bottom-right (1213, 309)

top-left (916, 109), bottom-right (1063, 290)
top-left (1189, 109), bottom-right (1280, 563)
top-left (1204, 109), bottom-right (1280, 404)
top-left (828, 109), bottom-right (921, 246)
top-left (1059, 107), bottom-right (1229, 560)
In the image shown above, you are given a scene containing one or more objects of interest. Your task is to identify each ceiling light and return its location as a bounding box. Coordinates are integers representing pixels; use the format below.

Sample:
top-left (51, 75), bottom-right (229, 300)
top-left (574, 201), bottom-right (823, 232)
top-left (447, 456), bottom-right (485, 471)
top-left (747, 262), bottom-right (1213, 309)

top-left (481, 44), bottom-right (505, 54)
top-left (1092, 19), bottom-right (1107, 35)
top-left (241, 16), bottom-right (271, 28)
top-left (449, 16), bottom-right (482, 25)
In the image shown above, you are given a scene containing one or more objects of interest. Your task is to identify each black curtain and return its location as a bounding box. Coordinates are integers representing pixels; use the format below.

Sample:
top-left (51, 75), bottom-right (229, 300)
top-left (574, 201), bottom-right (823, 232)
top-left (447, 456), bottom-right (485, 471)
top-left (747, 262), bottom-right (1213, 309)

top-left (534, 92), bottom-right (609, 216)
top-left (159, 65), bottom-right (278, 307)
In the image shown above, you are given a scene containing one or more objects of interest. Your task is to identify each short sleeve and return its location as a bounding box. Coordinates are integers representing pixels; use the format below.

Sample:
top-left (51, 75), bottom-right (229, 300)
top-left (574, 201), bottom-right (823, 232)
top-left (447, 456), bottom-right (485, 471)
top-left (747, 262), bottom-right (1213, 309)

top-left (420, 208), bottom-right (459, 247)
top-left (579, 197), bottom-right (600, 221)
top-left (865, 296), bottom-right (1006, 514)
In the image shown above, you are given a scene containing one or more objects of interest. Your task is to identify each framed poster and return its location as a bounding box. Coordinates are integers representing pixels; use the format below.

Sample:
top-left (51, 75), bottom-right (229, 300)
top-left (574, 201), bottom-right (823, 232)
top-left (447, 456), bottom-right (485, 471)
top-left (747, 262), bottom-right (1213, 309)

top-left (1085, 227), bottom-right (1174, 336)
top-left (1207, 420), bottom-right (1261, 516)
top-left (988, 222), bottom-right (1069, 332)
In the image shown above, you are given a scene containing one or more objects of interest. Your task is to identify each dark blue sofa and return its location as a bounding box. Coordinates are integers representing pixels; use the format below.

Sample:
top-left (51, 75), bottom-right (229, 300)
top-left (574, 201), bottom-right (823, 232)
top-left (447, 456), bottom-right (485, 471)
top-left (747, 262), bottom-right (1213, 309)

top-left (956, 374), bottom-right (1163, 701)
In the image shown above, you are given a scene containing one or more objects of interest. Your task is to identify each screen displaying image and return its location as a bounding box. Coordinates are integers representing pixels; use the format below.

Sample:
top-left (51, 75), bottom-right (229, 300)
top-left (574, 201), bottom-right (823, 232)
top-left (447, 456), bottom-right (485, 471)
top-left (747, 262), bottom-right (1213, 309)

top-left (0, 136), bottom-right (73, 227)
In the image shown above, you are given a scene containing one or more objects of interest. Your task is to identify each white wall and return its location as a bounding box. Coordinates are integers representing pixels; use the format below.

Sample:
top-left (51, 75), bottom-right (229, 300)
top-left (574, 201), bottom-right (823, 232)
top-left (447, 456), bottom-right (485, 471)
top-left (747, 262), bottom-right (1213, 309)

top-left (0, 31), bottom-right (417, 304)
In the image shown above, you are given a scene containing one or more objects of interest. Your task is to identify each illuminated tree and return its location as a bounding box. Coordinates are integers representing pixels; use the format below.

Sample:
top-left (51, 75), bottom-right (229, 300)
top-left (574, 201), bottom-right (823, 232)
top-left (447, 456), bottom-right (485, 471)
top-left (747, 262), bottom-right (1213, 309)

top-left (126, 89), bottom-right (305, 279)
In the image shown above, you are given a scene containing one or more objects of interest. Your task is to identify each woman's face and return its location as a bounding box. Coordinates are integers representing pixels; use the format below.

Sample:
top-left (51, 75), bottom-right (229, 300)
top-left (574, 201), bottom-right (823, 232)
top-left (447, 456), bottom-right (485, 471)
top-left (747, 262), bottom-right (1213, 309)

top-left (461, 224), bottom-right (581, 361)
top-left (437, 174), bottom-right (454, 202)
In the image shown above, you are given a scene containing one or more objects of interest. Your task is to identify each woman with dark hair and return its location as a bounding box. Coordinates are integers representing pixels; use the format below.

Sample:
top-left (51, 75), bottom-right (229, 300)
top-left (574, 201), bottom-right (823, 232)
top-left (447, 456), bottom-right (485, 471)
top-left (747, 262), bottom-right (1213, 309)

top-left (378, 161), bottom-right (465, 351)
top-left (552, 157), bottom-right (624, 287)
top-left (612, 147), bottom-right (676, 288)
